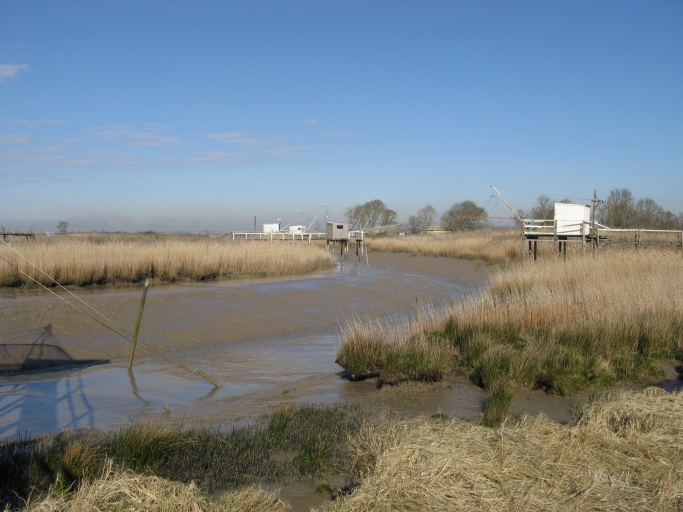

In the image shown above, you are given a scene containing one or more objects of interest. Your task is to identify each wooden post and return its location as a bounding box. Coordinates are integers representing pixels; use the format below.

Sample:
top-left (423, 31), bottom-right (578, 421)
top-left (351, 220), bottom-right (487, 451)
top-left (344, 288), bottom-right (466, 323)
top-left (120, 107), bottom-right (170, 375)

top-left (553, 221), bottom-right (557, 262)
top-left (197, 369), bottom-right (222, 388)
top-left (127, 278), bottom-right (149, 369)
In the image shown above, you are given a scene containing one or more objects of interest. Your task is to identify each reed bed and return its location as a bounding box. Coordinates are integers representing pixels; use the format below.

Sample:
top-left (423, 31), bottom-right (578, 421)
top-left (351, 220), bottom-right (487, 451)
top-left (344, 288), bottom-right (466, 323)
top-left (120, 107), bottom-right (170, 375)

top-left (0, 235), bottom-right (335, 287)
top-left (367, 229), bottom-right (524, 264)
top-left (321, 387), bottom-right (683, 511)
top-left (337, 251), bottom-right (683, 398)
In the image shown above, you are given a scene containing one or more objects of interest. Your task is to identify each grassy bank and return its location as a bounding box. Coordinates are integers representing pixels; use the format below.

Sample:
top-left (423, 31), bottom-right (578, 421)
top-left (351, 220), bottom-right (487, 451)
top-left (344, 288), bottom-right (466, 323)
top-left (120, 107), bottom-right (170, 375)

top-left (0, 404), bottom-right (362, 510)
top-left (337, 251), bottom-right (683, 410)
top-left (367, 229), bottom-right (523, 264)
top-left (322, 388), bottom-right (683, 511)
top-left (0, 235), bottom-right (335, 288)
top-left (4, 390), bottom-right (682, 510)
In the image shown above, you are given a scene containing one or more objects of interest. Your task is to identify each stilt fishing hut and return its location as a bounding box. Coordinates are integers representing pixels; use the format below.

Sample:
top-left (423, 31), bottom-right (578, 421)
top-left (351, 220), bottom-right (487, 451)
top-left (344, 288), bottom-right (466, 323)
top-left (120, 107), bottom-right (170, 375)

top-left (326, 222), bottom-right (349, 258)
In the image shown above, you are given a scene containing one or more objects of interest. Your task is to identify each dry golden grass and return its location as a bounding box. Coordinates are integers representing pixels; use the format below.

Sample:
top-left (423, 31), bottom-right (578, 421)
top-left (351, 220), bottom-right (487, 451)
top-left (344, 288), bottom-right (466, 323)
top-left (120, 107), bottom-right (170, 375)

top-left (338, 250), bottom-right (683, 394)
top-left (321, 388), bottom-right (683, 512)
top-left (367, 229), bottom-right (523, 264)
top-left (25, 460), bottom-right (291, 511)
top-left (0, 235), bottom-right (335, 287)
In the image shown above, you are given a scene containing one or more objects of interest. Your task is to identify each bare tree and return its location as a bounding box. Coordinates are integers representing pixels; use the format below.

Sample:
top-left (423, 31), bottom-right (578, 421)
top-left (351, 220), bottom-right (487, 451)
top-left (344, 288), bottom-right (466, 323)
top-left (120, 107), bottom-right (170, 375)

top-left (599, 188), bottom-right (635, 228)
top-left (57, 221), bottom-right (69, 234)
top-left (408, 205), bottom-right (437, 233)
top-left (530, 195), bottom-right (554, 220)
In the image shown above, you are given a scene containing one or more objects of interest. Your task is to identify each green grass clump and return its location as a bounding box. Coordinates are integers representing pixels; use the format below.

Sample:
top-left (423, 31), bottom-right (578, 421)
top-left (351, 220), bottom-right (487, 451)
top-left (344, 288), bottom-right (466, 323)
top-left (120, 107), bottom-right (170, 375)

top-left (336, 316), bottom-right (452, 385)
top-left (481, 380), bottom-right (514, 428)
top-left (0, 404), bottom-right (363, 510)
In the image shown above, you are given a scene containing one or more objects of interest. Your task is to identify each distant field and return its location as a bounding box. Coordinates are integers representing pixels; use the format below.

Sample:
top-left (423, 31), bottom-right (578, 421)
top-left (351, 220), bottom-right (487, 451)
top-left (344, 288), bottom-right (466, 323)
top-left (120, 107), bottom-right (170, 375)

top-left (367, 228), bottom-right (682, 265)
top-left (0, 234), bottom-right (336, 288)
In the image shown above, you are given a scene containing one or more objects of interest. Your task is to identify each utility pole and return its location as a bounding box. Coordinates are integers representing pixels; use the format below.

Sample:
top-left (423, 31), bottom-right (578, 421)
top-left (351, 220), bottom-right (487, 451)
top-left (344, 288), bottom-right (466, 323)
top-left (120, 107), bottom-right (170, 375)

top-left (591, 189), bottom-right (603, 253)
top-left (254, 216), bottom-right (256, 233)
top-left (319, 205), bottom-right (329, 226)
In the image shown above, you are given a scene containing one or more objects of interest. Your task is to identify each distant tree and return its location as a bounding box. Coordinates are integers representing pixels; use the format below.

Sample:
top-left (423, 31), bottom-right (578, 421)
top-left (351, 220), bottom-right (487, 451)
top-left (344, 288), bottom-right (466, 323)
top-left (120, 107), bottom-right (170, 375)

top-left (530, 195), bottom-right (554, 220)
top-left (345, 199), bottom-right (396, 230)
top-left (597, 188), bottom-right (682, 229)
top-left (599, 188), bottom-right (635, 228)
top-left (408, 205), bottom-right (438, 233)
top-left (57, 221), bottom-right (69, 234)
top-left (380, 208), bottom-right (397, 226)
top-left (633, 198), bottom-right (664, 228)
top-left (441, 200), bottom-right (488, 231)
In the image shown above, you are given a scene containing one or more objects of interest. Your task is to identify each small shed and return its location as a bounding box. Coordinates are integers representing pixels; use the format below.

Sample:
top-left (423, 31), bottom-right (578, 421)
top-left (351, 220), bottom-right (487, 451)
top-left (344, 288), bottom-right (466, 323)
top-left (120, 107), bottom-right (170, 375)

top-left (326, 222), bottom-right (349, 241)
top-left (289, 225), bottom-right (305, 234)
top-left (554, 203), bottom-right (590, 236)
top-left (263, 223), bottom-right (281, 233)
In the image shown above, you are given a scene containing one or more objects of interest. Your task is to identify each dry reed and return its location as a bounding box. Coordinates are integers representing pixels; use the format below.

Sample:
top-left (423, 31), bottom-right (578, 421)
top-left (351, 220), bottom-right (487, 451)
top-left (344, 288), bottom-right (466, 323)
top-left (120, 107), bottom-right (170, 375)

top-left (26, 459), bottom-right (291, 512)
top-left (338, 251), bottom-right (683, 394)
top-left (0, 235), bottom-right (335, 287)
top-left (367, 229), bottom-right (523, 264)
top-left (321, 388), bottom-right (683, 511)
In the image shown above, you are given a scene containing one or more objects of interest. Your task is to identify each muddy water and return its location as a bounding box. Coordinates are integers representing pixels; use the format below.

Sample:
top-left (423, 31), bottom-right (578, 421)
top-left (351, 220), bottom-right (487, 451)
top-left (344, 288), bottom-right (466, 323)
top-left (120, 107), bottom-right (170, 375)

top-left (0, 252), bottom-right (622, 442)
top-left (0, 253), bottom-right (489, 437)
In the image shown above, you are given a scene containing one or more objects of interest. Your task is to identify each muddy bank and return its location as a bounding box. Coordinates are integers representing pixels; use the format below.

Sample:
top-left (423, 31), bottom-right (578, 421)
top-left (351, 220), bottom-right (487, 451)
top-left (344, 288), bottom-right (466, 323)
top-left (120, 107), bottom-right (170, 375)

top-left (0, 253), bottom-right (486, 364)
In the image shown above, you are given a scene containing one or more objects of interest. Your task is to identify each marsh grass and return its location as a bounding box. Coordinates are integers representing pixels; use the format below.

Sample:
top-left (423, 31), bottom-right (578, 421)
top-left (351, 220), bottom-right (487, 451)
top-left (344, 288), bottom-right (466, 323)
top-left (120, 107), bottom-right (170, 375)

top-left (0, 404), bottom-right (362, 510)
top-left (323, 388), bottom-right (683, 511)
top-left (0, 235), bottom-right (335, 288)
top-left (481, 379), bottom-right (514, 428)
top-left (337, 251), bottom-right (683, 419)
top-left (337, 309), bottom-right (453, 385)
top-left (367, 229), bottom-right (524, 264)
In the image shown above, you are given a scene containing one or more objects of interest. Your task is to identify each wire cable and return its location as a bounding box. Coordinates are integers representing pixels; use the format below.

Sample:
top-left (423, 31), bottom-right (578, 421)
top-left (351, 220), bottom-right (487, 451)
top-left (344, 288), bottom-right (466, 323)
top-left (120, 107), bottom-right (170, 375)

top-left (0, 243), bottom-right (213, 382)
top-left (495, 185), bottom-right (592, 202)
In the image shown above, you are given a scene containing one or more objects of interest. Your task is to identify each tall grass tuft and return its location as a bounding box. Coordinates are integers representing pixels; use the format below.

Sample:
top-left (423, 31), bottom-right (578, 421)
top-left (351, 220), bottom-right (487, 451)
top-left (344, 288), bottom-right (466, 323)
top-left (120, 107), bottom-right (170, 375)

top-left (337, 306), bottom-right (454, 385)
top-left (481, 379), bottom-right (514, 428)
top-left (0, 235), bottom-right (335, 288)
top-left (338, 251), bottom-right (683, 397)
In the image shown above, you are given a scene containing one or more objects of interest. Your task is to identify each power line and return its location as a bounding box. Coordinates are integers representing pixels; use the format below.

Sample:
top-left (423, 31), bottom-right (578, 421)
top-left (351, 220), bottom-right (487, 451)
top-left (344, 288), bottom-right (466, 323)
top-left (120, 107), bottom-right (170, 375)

top-left (495, 185), bottom-right (592, 202)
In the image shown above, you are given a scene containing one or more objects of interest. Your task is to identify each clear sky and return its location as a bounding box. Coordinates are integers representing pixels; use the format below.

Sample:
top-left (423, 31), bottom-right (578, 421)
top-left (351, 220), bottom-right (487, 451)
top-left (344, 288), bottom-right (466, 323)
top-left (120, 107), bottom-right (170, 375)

top-left (1, 1), bottom-right (681, 232)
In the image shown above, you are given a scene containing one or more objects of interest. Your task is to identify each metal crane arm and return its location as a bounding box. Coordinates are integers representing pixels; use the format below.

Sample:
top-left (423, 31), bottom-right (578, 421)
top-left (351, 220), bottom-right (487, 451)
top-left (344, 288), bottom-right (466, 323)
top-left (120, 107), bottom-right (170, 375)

top-left (491, 185), bottom-right (524, 223)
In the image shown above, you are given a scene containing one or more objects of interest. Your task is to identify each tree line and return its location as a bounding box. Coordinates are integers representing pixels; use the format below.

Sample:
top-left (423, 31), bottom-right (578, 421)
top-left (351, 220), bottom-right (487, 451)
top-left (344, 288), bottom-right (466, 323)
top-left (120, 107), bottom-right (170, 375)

top-left (348, 188), bottom-right (683, 234)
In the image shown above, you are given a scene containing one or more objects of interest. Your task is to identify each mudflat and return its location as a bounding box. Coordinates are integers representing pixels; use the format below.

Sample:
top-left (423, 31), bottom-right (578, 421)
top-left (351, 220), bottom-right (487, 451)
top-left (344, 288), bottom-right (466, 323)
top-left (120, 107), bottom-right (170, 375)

top-left (1, 252), bottom-right (500, 438)
top-left (0, 252), bottom-right (487, 363)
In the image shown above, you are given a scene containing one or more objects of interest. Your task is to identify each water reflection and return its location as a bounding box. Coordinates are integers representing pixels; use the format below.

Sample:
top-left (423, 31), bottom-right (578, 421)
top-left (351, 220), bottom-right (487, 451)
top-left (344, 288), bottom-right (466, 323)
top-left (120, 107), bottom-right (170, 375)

top-left (0, 372), bottom-right (95, 438)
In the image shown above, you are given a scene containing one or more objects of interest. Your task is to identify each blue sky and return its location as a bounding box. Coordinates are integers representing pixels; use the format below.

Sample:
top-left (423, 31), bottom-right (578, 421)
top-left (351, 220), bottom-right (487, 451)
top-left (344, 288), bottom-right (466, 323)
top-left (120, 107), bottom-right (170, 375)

top-left (1, 1), bottom-right (681, 232)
